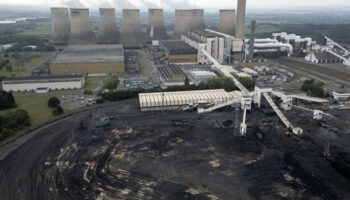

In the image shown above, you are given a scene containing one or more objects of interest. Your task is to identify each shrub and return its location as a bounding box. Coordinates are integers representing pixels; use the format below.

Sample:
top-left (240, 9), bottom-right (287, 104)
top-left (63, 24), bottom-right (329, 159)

top-left (103, 76), bottom-right (119, 90)
top-left (48, 97), bottom-right (60, 108)
top-left (52, 105), bottom-right (64, 116)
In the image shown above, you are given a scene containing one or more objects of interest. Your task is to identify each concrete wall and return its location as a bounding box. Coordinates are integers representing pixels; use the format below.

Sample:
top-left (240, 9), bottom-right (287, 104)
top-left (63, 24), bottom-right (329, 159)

top-left (147, 9), bottom-right (167, 41)
top-left (236, 0), bottom-right (246, 39)
top-left (50, 7), bottom-right (70, 45)
top-left (191, 9), bottom-right (205, 31)
top-left (218, 10), bottom-right (235, 36)
top-left (121, 9), bottom-right (144, 48)
top-left (174, 10), bottom-right (192, 39)
top-left (50, 61), bottom-right (125, 75)
top-left (2, 80), bottom-right (85, 92)
top-left (69, 8), bottom-right (96, 44)
top-left (98, 8), bottom-right (120, 44)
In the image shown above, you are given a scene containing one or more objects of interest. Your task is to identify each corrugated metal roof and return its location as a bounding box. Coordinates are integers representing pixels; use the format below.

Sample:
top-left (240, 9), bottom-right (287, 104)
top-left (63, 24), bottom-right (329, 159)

top-left (139, 89), bottom-right (239, 108)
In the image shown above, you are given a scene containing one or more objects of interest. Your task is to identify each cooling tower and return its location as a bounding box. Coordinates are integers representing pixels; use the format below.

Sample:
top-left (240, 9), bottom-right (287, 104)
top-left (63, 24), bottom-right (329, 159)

top-left (50, 7), bottom-right (70, 45)
top-left (69, 8), bottom-right (95, 44)
top-left (173, 10), bottom-right (192, 39)
top-left (146, 9), bottom-right (167, 41)
top-left (191, 9), bottom-right (205, 31)
top-left (98, 8), bottom-right (120, 44)
top-left (236, 0), bottom-right (246, 39)
top-left (248, 20), bottom-right (256, 59)
top-left (121, 9), bottom-right (145, 48)
top-left (218, 10), bottom-right (235, 36)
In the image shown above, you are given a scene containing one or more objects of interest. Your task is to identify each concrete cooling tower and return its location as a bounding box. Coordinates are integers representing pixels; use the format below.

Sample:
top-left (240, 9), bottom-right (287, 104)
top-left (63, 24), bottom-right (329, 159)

top-left (50, 7), bottom-right (70, 45)
top-left (218, 10), bottom-right (235, 36)
top-left (121, 9), bottom-right (145, 48)
top-left (147, 9), bottom-right (167, 41)
top-left (191, 9), bottom-right (205, 31)
top-left (236, 0), bottom-right (246, 39)
top-left (173, 10), bottom-right (192, 39)
top-left (98, 8), bottom-right (120, 44)
top-left (69, 8), bottom-right (96, 44)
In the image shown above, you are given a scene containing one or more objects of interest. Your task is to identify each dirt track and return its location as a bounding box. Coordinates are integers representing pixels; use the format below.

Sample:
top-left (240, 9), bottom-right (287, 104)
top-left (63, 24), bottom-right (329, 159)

top-left (0, 103), bottom-right (350, 200)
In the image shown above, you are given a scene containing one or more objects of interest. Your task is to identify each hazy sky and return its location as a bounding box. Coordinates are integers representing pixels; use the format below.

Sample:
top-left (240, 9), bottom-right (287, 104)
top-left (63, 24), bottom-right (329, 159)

top-left (0, 0), bottom-right (350, 9)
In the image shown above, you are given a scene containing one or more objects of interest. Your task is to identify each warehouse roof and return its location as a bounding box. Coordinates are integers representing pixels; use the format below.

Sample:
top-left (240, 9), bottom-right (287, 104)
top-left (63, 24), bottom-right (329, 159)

top-left (139, 89), bottom-right (240, 108)
top-left (52, 44), bottom-right (124, 63)
top-left (160, 40), bottom-right (197, 55)
top-left (3, 75), bottom-right (84, 82)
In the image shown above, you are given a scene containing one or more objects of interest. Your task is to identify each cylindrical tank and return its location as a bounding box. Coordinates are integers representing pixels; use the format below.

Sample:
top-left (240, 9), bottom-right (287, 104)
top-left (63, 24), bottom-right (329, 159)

top-left (121, 9), bottom-right (145, 48)
top-left (173, 10), bottom-right (192, 39)
top-left (50, 7), bottom-right (70, 45)
top-left (236, 0), bottom-right (246, 39)
top-left (218, 10), bottom-right (235, 36)
top-left (147, 9), bottom-right (167, 41)
top-left (98, 8), bottom-right (120, 44)
top-left (69, 8), bottom-right (95, 44)
top-left (191, 9), bottom-right (205, 31)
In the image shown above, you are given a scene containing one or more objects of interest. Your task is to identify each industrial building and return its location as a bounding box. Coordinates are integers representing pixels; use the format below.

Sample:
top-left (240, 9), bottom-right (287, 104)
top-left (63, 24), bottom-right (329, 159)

top-left (159, 40), bottom-right (197, 64)
top-left (69, 8), bottom-right (96, 44)
top-left (2, 75), bottom-right (85, 92)
top-left (182, 29), bottom-right (245, 64)
top-left (146, 9), bottom-right (168, 41)
top-left (272, 32), bottom-right (313, 56)
top-left (139, 89), bottom-right (240, 111)
top-left (189, 70), bottom-right (217, 82)
top-left (98, 8), bottom-right (120, 44)
top-left (173, 9), bottom-right (205, 39)
top-left (218, 10), bottom-right (235, 36)
top-left (121, 9), bottom-right (144, 48)
top-left (120, 77), bottom-right (155, 90)
top-left (305, 49), bottom-right (343, 64)
top-left (50, 7), bottom-right (70, 45)
top-left (244, 38), bottom-right (292, 58)
top-left (50, 44), bottom-right (125, 75)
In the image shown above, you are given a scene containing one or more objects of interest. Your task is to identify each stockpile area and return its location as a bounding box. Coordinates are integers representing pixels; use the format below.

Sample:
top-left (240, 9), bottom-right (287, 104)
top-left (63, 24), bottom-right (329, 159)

top-left (0, 103), bottom-right (349, 200)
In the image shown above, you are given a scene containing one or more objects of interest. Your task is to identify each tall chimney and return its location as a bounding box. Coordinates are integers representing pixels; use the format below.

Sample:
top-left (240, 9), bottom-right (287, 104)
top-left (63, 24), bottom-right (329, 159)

top-left (249, 20), bottom-right (256, 60)
top-left (121, 9), bottom-right (144, 48)
top-left (147, 9), bottom-right (167, 41)
top-left (218, 10), bottom-right (235, 36)
top-left (69, 8), bottom-right (95, 44)
top-left (98, 8), bottom-right (120, 44)
top-left (50, 7), bottom-right (70, 45)
top-left (235, 0), bottom-right (246, 39)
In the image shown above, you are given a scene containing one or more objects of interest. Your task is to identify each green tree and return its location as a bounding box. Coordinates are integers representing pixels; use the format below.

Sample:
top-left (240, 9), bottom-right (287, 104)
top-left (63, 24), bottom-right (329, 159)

top-left (52, 105), bottom-right (64, 116)
top-left (238, 77), bottom-right (256, 90)
top-left (6, 65), bottom-right (12, 72)
top-left (103, 76), bottom-right (119, 90)
top-left (48, 97), bottom-right (60, 108)
top-left (84, 89), bottom-right (93, 95)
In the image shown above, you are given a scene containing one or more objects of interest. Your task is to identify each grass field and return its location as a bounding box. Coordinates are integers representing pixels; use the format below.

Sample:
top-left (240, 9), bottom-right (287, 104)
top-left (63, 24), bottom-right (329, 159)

top-left (0, 79), bottom-right (98, 126)
top-left (18, 25), bottom-right (51, 36)
top-left (0, 53), bottom-right (51, 77)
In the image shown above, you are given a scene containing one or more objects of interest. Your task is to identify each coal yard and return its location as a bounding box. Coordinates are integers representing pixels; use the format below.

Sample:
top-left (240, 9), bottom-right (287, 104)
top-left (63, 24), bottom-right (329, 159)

top-left (1, 102), bottom-right (350, 200)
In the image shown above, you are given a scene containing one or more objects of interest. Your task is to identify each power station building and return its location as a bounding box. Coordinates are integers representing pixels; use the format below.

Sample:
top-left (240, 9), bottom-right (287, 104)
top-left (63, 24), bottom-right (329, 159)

top-left (50, 44), bottom-right (125, 76)
top-left (50, 7), bottom-right (70, 45)
top-left (272, 32), bottom-right (313, 56)
top-left (98, 8), bottom-right (120, 44)
top-left (69, 8), bottom-right (96, 44)
top-left (159, 40), bottom-right (197, 64)
top-left (218, 10), bottom-right (235, 36)
top-left (146, 9), bottom-right (168, 41)
top-left (121, 9), bottom-right (144, 48)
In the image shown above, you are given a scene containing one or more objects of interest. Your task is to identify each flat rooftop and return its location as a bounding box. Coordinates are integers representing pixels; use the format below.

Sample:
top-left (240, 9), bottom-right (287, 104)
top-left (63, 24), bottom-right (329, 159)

top-left (160, 40), bottom-right (197, 55)
top-left (192, 30), bottom-right (223, 38)
top-left (52, 44), bottom-right (124, 63)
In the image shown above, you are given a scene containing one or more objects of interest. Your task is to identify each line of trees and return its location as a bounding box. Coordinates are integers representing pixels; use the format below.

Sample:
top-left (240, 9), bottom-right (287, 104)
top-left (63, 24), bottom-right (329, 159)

top-left (0, 109), bottom-right (30, 141)
top-left (0, 91), bottom-right (16, 111)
